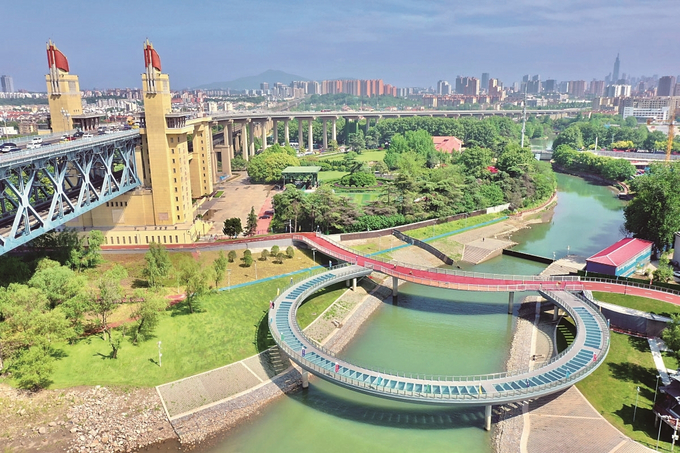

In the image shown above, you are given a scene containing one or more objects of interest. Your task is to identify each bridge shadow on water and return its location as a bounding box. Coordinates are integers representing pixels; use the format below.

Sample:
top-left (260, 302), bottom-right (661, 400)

top-left (380, 287), bottom-right (536, 318)
top-left (289, 380), bottom-right (489, 430)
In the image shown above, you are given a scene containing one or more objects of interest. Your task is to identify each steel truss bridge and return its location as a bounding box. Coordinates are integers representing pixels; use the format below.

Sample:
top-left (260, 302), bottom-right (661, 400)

top-left (0, 131), bottom-right (141, 254)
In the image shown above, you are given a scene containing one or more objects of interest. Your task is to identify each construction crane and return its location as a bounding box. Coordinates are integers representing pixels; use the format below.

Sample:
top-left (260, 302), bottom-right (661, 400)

top-left (666, 104), bottom-right (675, 162)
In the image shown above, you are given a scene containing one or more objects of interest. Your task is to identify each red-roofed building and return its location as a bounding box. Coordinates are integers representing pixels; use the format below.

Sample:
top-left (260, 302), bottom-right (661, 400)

top-left (585, 238), bottom-right (653, 277)
top-left (432, 136), bottom-right (463, 154)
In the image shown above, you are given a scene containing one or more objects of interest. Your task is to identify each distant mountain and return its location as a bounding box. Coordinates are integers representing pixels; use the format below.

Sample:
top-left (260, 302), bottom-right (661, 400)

top-left (194, 70), bottom-right (310, 91)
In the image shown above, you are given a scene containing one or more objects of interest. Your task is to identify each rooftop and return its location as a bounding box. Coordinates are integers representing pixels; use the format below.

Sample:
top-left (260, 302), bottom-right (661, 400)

top-left (281, 166), bottom-right (321, 174)
top-left (586, 237), bottom-right (653, 267)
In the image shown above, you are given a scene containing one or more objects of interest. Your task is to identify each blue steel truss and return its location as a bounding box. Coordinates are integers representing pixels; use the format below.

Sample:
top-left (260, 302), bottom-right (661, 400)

top-left (0, 131), bottom-right (142, 254)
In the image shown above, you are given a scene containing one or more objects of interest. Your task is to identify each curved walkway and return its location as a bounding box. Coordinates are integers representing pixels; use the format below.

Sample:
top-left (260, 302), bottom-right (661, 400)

top-left (269, 264), bottom-right (609, 407)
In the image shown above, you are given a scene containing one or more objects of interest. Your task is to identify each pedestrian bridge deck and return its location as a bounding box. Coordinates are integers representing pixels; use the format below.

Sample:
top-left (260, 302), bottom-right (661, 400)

top-left (269, 263), bottom-right (610, 406)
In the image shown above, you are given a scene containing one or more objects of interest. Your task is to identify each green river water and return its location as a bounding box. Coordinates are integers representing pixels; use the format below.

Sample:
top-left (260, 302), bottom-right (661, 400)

top-left (195, 173), bottom-right (626, 453)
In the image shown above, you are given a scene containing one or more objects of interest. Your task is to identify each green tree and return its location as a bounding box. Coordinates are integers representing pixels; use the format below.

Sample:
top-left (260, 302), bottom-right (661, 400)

top-left (227, 250), bottom-right (237, 263)
top-left (180, 261), bottom-right (209, 313)
top-left (131, 289), bottom-right (167, 344)
top-left (0, 256), bottom-right (31, 286)
top-left (663, 315), bottom-right (680, 361)
top-left (143, 242), bottom-right (172, 288)
top-left (212, 251), bottom-right (228, 288)
top-left (247, 146), bottom-right (300, 183)
top-left (552, 126), bottom-right (584, 150)
top-left (243, 254), bottom-right (254, 267)
top-left (348, 130), bottom-right (366, 152)
top-left (286, 246), bottom-right (295, 259)
top-left (222, 217), bottom-right (243, 237)
top-left (245, 206), bottom-right (258, 236)
top-left (624, 162), bottom-right (680, 254)
top-left (271, 245), bottom-right (280, 256)
top-left (12, 345), bottom-right (55, 390)
top-left (459, 147), bottom-right (493, 178)
top-left (600, 158), bottom-right (636, 181)
top-left (91, 265), bottom-right (128, 358)
top-left (260, 249), bottom-right (269, 261)
top-left (653, 252), bottom-right (674, 283)
top-left (275, 252), bottom-right (286, 264)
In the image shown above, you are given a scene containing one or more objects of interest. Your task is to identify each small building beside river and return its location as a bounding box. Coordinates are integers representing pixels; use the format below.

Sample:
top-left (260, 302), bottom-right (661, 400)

top-left (585, 237), bottom-right (653, 277)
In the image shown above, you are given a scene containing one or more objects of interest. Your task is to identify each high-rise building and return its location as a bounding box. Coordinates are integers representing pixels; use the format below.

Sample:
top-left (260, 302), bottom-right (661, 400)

top-left (455, 76), bottom-right (465, 94)
top-left (0, 75), bottom-right (14, 93)
top-left (658, 76), bottom-right (677, 96)
top-left (481, 73), bottom-right (489, 92)
top-left (568, 80), bottom-right (587, 98)
top-left (544, 79), bottom-right (557, 93)
top-left (260, 82), bottom-right (269, 91)
top-left (436, 80), bottom-right (450, 95)
top-left (589, 80), bottom-right (606, 97)
top-left (464, 77), bottom-right (480, 96)
top-left (612, 54), bottom-right (620, 83)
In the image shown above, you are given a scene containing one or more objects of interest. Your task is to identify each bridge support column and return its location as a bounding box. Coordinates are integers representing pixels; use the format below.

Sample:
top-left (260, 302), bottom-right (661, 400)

top-left (298, 118), bottom-right (303, 150)
top-left (301, 370), bottom-right (309, 389)
top-left (352, 277), bottom-right (357, 291)
top-left (553, 304), bottom-right (560, 321)
top-left (322, 119), bottom-right (328, 150)
top-left (346, 279), bottom-right (351, 287)
top-left (332, 119), bottom-right (337, 142)
top-left (484, 405), bottom-right (492, 431)
top-left (508, 292), bottom-right (514, 314)
top-left (273, 119), bottom-right (278, 144)
top-left (261, 121), bottom-right (267, 151)
top-left (284, 119), bottom-right (290, 145)
top-left (249, 122), bottom-right (255, 157)
top-left (392, 276), bottom-right (398, 297)
top-left (241, 123), bottom-right (249, 162)
top-left (365, 117), bottom-right (370, 134)
top-left (308, 120), bottom-right (314, 153)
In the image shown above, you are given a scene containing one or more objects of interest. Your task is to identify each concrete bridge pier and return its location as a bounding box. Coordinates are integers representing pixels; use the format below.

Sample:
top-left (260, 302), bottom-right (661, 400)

top-left (241, 122), bottom-right (249, 161)
top-left (508, 292), bottom-right (514, 314)
top-left (284, 119), bottom-right (290, 145)
top-left (298, 118), bottom-right (304, 149)
top-left (322, 119), bottom-right (328, 150)
top-left (302, 370), bottom-right (309, 389)
top-left (261, 121), bottom-right (267, 151)
top-left (392, 276), bottom-right (399, 297)
top-left (484, 405), bottom-right (492, 431)
top-left (553, 304), bottom-right (560, 321)
top-left (332, 119), bottom-right (337, 142)
top-left (273, 119), bottom-right (278, 144)
top-left (308, 120), bottom-right (314, 154)
top-left (352, 277), bottom-right (357, 291)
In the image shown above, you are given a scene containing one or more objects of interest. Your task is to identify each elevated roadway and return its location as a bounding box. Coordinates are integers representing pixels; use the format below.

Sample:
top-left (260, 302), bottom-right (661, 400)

top-left (0, 130), bottom-right (141, 254)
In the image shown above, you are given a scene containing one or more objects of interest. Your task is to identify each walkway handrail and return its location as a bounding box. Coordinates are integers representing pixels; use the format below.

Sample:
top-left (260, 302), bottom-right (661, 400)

top-left (582, 277), bottom-right (680, 297)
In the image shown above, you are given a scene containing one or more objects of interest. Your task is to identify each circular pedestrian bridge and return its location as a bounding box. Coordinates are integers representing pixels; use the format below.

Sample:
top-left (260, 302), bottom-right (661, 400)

top-left (269, 264), bottom-right (610, 412)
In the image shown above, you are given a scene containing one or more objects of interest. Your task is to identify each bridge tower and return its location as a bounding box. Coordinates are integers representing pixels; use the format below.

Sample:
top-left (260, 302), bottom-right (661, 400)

top-left (66, 41), bottom-right (215, 246)
top-left (45, 40), bottom-right (83, 133)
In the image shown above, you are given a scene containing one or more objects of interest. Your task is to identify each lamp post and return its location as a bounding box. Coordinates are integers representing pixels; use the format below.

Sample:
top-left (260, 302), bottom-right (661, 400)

top-left (658, 415), bottom-right (666, 451)
top-left (654, 375), bottom-right (661, 404)
top-left (312, 248), bottom-right (316, 265)
top-left (633, 386), bottom-right (640, 422)
top-left (254, 261), bottom-right (258, 280)
top-left (228, 269), bottom-right (231, 291)
top-left (157, 341), bottom-right (162, 367)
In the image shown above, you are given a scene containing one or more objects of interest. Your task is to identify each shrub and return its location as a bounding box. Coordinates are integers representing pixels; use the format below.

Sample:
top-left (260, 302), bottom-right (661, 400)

top-left (243, 255), bottom-right (253, 267)
top-left (271, 245), bottom-right (280, 256)
top-left (260, 249), bottom-right (269, 261)
top-left (340, 172), bottom-right (377, 187)
top-left (286, 246), bottom-right (295, 259)
top-left (227, 250), bottom-right (237, 262)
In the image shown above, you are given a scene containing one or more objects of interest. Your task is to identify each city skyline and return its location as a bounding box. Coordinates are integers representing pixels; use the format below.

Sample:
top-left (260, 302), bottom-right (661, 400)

top-left (1, 0), bottom-right (679, 91)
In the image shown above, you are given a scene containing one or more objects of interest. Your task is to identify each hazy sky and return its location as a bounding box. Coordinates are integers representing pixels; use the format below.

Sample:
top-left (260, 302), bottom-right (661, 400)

top-left (2, 0), bottom-right (679, 91)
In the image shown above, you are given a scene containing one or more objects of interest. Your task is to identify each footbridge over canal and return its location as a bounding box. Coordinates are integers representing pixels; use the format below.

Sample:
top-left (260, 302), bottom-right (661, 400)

top-left (269, 233), bottom-right (612, 430)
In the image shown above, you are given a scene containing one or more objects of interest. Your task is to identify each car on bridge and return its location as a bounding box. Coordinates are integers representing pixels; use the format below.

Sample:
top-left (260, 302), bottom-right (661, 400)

top-left (26, 143), bottom-right (42, 149)
top-left (31, 137), bottom-right (43, 145)
top-left (0, 142), bottom-right (17, 152)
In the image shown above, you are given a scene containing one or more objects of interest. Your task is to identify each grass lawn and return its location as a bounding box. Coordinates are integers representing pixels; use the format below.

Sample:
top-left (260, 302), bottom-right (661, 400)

top-left (319, 150), bottom-right (386, 162)
top-left (47, 275), bottom-right (347, 388)
top-left (338, 192), bottom-right (381, 206)
top-left (296, 282), bottom-right (347, 329)
top-left (318, 170), bottom-right (348, 182)
top-left (214, 190), bottom-right (224, 198)
top-left (407, 212), bottom-right (505, 241)
top-left (592, 291), bottom-right (680, 317)
top-left (578, 332), bottom-right (678, 451)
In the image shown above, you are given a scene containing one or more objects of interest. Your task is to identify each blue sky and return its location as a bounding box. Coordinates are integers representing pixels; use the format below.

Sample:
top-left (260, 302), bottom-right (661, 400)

top-left (2, 0), bottom-right (679, 91)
